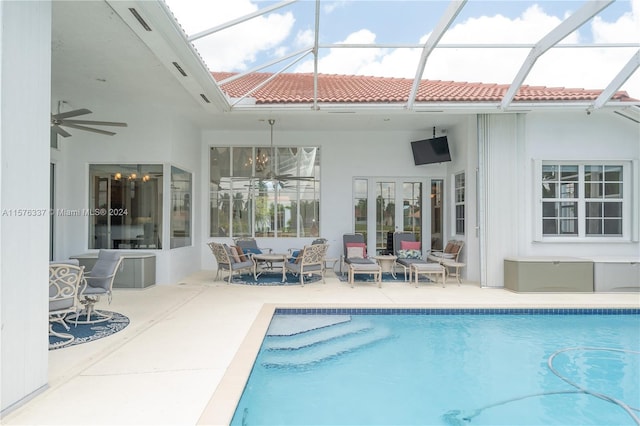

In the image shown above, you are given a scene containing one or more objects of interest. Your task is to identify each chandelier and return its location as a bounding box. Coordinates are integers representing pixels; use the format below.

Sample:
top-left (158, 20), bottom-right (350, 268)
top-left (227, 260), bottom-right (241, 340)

top-left (246, 149), bottom-right (269, 172)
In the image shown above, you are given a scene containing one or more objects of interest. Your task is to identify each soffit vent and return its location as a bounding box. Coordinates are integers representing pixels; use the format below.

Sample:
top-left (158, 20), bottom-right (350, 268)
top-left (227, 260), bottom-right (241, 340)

top-left (128, 8), bottom-right (152, 31)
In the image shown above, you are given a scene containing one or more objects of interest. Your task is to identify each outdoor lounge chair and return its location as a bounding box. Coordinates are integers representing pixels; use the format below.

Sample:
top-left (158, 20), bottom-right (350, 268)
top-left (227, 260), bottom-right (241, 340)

top-left (340, 233), bottom-right (376, 275)
top-left (208, 242), bottom-right (255, 284)
top-left (284, 243), bottom-right (329, 286)
top-left (49, 261), bottom-right (84, 348)
top-left (393, 231), bottom-right (430, 281)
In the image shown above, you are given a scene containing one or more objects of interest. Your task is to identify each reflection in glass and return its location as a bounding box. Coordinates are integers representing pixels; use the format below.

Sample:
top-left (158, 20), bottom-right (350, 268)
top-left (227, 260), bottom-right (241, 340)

top-left (89, 164), bottom-right (163, 249)
top-left (354, 179), bottom-right (368, 239)
top-left (170, 166), bottom-right (192, 249)
top-left (210, 146), bottom-right (320, 238)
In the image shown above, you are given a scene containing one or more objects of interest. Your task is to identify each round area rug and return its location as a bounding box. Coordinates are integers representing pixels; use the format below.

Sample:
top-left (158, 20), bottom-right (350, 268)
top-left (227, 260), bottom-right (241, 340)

top-left (49, 311), bottom-right (129, 350)
top-left (230, 272), bottom-right (321, 286)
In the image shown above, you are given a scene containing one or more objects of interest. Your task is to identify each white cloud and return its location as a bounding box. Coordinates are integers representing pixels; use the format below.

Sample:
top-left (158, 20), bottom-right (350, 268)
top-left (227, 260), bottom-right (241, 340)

top-left (168, 0), bottom-right (639, 97)
top-left (165, 0), bottom-right (295, 72)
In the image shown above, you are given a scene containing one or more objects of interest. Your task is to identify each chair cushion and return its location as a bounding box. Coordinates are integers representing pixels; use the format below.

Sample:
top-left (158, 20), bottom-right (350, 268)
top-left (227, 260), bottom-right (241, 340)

top-left (231, 260), bottom-right (254, 271)
top-left (286, 263), bottom-right (322, 274)
top-left (223, 244), bottom-right (236, 263)
top-left (230, 247), bottom-right (241, 263)
top-left (345, 257), bottom-right (375, 265)
top-left (397, 258), bottom-right (426, 267)
top-left (346, 246), bottom-right (365, 259)
top-left (444, 242), bottom-right (456, 253)
top-left (397, 249), bottom-right (422, 259)
top-left (345, 242), bottom-right (367, 258)
top-left (242, 247), bottom-right (262, 255)
top-left (289, 250), bottom-right (300, 263)
top-left (234, 246), bottom-right (248, 262)
top-left (401, 241), bottom-right (421, 251)
top-left (86, 250), bottom-right (121, 291)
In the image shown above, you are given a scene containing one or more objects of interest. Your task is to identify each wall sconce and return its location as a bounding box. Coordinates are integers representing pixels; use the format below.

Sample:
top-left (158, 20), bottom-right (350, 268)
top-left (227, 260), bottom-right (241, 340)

top-left (114, 172), bottom-right (122, 180)
top-left (142, 175), bottom-right (150, 182)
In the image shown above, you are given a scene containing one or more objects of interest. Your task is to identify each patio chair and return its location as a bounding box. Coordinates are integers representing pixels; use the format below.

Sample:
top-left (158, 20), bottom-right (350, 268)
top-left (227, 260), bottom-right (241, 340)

top-left (284, 243), bottom-right (329, 286)
top-left (340, 233), bottom-right (376, 275)
top-left (288, 238), bottom-right (328, 263)
top-left (234, 237), bottom-right (273, 270)
top-left (49, 261), bottom-right (84, 348)
top-left (208, 242), bottom-right (255, 284)
top-left (393, 231), bottom-right (429, 281)
top-left (67, 250), bottom-right (123, 324)
top-left (427, 240), bottom-right (464, 264)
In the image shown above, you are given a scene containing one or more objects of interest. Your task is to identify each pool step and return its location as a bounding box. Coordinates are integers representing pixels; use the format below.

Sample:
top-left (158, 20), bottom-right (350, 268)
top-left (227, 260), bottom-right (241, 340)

top-left (263, 320), bottom-right (373, 350)
top-left (261, 326), bottom-right (391, 368)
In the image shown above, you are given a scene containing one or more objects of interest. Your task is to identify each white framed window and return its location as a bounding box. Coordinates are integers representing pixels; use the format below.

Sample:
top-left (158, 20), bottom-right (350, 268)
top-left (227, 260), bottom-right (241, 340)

top-left (536, 160), bottom-right (632, 241)
top-left (209, 146), bottom-right (320, 238)
top-left (454, 172), bottom-right (465, 235)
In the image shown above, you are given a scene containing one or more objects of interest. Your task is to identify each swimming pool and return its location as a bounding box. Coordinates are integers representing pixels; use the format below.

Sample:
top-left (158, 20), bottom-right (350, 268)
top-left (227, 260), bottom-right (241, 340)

top-left (231, 308), bottom-right (640, 425)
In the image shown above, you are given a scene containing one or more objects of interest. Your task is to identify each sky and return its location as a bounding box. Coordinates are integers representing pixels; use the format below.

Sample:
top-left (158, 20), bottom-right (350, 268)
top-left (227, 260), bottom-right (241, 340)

top-left (164, 0), bottom-right (640, 98)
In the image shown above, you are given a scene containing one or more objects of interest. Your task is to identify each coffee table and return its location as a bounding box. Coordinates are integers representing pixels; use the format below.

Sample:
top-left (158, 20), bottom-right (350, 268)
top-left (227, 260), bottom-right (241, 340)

top-left (252, 253), bottom-right (290, 282)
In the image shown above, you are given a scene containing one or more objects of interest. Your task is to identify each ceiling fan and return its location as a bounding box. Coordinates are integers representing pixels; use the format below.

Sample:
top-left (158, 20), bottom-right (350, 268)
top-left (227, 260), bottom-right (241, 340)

top-left (51, 104), bottom-right (127, 137)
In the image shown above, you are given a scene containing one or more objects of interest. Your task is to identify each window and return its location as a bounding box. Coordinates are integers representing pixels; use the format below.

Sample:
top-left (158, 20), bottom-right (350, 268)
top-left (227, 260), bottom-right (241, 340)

top-left (209, 146), bottom-right (320, 238)
top-left (540, 162), bottom-right (628, 239)
top-left (454, 172), bottom-right (465, 235)
top-left (170, 166), bottom-right (192, 248)
top-left (89, 164), bottom-right (163, 249)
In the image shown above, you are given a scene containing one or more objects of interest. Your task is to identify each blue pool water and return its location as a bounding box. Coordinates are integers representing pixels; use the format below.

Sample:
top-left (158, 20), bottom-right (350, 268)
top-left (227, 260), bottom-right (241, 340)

top-left (231, 309), bottom-right (640, 426)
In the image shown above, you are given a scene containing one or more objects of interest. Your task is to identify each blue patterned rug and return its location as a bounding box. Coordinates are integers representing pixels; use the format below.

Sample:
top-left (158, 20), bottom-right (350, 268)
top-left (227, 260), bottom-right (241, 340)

top-left (49, 311), bottom-right (129, 350)
top-left (230, 272), bottom-right (322, 286)
top-left (338, 272), bottom-right (433, 283)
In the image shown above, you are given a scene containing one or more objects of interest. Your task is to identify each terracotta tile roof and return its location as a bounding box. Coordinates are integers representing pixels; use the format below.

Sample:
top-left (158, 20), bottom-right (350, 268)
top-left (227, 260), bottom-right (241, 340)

top-left (212, 72), bottom-right (636, 104)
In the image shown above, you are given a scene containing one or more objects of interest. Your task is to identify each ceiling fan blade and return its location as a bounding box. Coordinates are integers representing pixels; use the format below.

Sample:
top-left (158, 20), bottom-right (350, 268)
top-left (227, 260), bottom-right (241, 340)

top-left (275, 175), bottom-right (315, 181)
top-left (52, 108), bottom-right (92, 120)
top-left (61, 123), bottom-right (116, 136)
top-left (52, 124), bottom-right (72, 138)
top-left (61, 119), bottom-right (128, 127)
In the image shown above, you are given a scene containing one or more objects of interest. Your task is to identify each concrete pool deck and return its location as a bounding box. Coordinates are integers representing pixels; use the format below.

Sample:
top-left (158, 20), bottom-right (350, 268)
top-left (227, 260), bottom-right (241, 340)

top-left (3, 270), bottom-right (638, 425)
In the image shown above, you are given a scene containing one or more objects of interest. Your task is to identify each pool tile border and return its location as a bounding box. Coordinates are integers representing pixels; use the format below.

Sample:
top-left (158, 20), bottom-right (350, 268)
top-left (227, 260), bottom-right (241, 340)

top-left (275, 307), bottom-right (640, 315)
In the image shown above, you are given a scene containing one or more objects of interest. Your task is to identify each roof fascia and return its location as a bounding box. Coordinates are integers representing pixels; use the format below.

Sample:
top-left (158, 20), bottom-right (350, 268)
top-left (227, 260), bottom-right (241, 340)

top-left (592, 49), bottom-right (640, 109)
top-left (407, 0), bottom-right (467, 110)
top-left (226, 101), bottom-right (638, 114)
top-left (500, 0), bottom-right (614, 110)
top-left (107, 0), bottom-right (231, 112)
top-left (188, 0), bottom-right (298, 42)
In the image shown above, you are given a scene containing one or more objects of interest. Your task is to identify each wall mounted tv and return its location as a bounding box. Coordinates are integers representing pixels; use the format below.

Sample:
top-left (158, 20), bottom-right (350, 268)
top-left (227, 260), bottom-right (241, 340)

top-left (410, 136), bottom-right (451, 165)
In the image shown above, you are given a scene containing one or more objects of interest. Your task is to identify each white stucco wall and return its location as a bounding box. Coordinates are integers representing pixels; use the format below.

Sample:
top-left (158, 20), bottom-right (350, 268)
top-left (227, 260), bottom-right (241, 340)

top-left (0, 1), bottom-right (51, 412)
top-left (51, 104), bottom-right (203, 284)
top-left (480, 109), bottom-right (639, 287)
top-left (200, 123), bottom-right (480, 282)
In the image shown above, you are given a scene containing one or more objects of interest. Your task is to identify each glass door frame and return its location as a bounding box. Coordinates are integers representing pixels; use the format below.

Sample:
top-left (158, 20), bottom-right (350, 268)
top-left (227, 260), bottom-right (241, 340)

top-left (355, 176), bottom-right (444, 256)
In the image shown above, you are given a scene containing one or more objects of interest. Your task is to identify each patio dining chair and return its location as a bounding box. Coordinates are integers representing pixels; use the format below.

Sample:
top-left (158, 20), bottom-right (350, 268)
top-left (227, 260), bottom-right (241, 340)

top-left (49, 261), bottom-right (84, 348)
top-left (284, 243), bottom-right (329, 286)
top-left (66, 250), bottom-right (123, 325)
top-left (208, 242), bottom-right (254, 284)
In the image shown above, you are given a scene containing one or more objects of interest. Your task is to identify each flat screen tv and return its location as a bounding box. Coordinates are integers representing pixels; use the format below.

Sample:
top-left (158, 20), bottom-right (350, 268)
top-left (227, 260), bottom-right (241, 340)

top-left (411, 136), bottom-right (451, 165)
